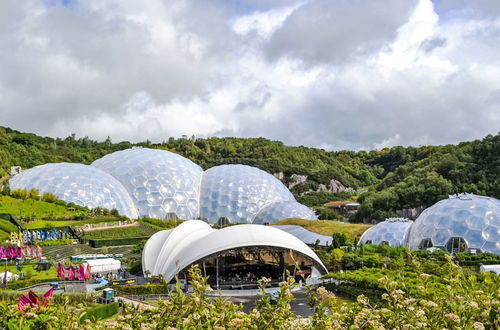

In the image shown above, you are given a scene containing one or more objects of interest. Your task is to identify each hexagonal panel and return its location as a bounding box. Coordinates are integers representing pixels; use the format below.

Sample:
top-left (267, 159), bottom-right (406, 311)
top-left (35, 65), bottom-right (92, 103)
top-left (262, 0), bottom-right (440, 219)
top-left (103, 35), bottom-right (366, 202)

top-left (253, 201), bottom-right (317, 224)
top-left (92, 148), bottom-right (203, 220)
top-left (9, 163), bottom-right (138, 218)
top-left (200, 165), bottom-right (295, 223)
top-left (359, 218), bottom-right (413, 247)
top-left (407, 194), bottom-right (500, 254)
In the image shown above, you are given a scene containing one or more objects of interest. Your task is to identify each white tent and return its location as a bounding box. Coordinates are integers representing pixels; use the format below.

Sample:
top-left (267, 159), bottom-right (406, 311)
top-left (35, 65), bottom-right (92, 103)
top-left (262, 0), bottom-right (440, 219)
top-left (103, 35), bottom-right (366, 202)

top-left (1, 271), bottom-right (19, 282)
top-left (142, 220), bottom-right (328, 283)
top-left (83, 258), bottom-right (121, 273)
top-left (480, 265), bottom-right (500, 275)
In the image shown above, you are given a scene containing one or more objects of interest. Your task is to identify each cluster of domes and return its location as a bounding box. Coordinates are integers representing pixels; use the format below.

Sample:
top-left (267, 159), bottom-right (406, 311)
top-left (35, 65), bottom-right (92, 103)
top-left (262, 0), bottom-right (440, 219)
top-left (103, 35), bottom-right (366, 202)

top-left (9, 148), bottom-right (317, 224)
top-left (359, 194), bottom-right (500, 255)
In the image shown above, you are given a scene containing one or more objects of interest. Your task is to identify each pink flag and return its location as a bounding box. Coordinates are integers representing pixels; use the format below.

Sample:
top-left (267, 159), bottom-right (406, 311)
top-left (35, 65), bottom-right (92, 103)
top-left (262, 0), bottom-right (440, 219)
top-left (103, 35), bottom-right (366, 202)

top-left (69, 265), bottom-right (75, 281)
top-left (78, 264), bottom-right (85, 281)
top-left (85, 263), bottom-right (91, 280)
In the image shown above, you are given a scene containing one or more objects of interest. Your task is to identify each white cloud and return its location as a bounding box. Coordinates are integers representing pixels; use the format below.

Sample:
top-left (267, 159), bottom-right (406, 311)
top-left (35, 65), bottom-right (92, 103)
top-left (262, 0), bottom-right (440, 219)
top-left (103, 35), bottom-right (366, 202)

top-left (0, 0), bottom-right (499, 150)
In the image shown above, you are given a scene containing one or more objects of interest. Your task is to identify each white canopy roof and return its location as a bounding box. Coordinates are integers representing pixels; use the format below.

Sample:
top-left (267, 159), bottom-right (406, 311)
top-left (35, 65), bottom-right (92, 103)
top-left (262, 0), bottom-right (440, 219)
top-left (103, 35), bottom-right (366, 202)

top-left (83, 258), bottom-right (121, 273)
top-left (142, 220), bottom-right (327, 282)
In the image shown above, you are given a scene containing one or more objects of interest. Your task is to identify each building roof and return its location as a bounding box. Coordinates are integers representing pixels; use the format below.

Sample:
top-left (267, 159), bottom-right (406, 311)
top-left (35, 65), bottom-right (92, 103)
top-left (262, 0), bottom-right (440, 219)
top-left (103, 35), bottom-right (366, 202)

top-left (142, 220), bottom-right (328, 282)
top-left (323, 201), bottom-right (359, 208)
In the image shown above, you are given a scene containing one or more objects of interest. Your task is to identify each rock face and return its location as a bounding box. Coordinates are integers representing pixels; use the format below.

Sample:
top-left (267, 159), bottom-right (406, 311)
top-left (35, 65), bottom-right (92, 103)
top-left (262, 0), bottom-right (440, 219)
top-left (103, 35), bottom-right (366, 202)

top-left (286, 174), bottom-right (354, 194)
top-left (273, 172), bottom-right (284, 180)
top-left (318, 180), bottom-right (355, 193)
top-left (396, 206), bottom-right (426, 220)
top-left (288, 174), bottom-right (308, 189)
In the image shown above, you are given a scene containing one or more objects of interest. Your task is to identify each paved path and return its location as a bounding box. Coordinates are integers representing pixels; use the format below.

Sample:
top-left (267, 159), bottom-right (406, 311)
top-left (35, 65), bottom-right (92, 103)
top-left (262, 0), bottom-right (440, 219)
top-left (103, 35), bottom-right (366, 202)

top-left (82, 221), bottom-right (139, 232)
top-left (116, 296), bottom-right (155, 310)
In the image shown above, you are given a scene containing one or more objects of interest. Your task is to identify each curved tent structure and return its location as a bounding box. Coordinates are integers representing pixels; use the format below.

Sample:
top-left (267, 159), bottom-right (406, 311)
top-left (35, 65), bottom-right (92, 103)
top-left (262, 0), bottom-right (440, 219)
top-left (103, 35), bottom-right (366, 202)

top-left (142, 220), bottom-right (327, 285)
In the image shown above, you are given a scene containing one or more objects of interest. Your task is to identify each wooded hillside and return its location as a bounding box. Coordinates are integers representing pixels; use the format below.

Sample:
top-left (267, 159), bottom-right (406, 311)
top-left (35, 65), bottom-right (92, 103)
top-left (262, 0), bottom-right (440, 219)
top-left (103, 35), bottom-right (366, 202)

top-left (1, 126), bottom-right (498, 221)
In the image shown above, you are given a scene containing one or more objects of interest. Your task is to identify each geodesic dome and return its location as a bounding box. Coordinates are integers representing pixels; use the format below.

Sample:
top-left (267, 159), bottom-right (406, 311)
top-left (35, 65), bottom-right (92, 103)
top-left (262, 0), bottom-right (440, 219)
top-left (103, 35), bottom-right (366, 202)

top-left (92, 148), bottom-right (203, 220)
top-left (253, 201), bottom-right (317, 224)
top-left (407, 194), bottom-right (500, 254)
top-left (200, 165), bottom-right (295, 224)
top-left (9, 163), bottom-right (139, 218)
top-left (359, 218), bottom-right (412, 247)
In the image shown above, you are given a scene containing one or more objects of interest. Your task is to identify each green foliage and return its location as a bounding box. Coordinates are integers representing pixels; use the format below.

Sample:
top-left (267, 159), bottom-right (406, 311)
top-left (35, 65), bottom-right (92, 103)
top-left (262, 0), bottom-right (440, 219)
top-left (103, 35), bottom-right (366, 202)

top-left (297, 191), bottom-right (357, 207)
top-left (0, 195), bottom-right (89, 220)
top-left (88, 236), bottom-right (150, 248)
top-left (139, 217), bottom-right (183, 230)
top-left (0, 261), bottom-right (498, 329)
top-left (314, 207), bottom-right (343, 220)
top-left (83, 224), bottom-right (157, 240)
top-left (1, 126), bottom-right (499, 222)
top-left (103, 283), bottom-right (169, 295)
top-left (330, 233), bottom-right (348, 249)
top-left (37, 238), bottom-right (75, 246)
top-left (80, 302), bottom-right (119, 323)
top-left (273, 218), bottom-right (370, 239)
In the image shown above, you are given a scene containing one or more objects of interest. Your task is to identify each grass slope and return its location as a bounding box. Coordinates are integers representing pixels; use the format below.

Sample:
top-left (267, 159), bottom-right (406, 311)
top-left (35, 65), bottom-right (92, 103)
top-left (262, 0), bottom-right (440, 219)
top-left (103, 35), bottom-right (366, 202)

top-left (272, 218), bottom-right (371, 239)
top-left (0, 196), bottom-right (83, 219)
top-left (83, 224), bottom-right (157, 240)
top-left (25, 217), bottom-right (123, 230)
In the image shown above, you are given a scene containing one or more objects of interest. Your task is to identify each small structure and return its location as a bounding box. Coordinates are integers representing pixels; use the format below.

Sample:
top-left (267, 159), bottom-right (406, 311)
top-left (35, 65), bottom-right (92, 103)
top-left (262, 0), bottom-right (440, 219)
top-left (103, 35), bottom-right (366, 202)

top-left (10, 166), bottom-right (21, 176)
top-left (480, 265), bottom-right (500, 275)
top-left (82, 258), bottom-right (121, 274)
top-left (0, 271), bottom-right (19, 282)
top-left (324, 201), bottom-right (360, 218)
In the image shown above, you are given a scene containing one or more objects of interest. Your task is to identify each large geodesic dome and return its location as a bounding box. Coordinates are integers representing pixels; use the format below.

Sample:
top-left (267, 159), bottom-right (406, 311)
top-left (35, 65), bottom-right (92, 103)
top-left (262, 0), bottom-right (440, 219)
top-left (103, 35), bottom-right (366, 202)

top-left (359, 218), bottom-right (412, 247)
top-left (200, 165), bottom-right (295, 224)
top-left (253, 201), bottom-right (318, 224)
top-left (91, 148), bottom-right (203, 220)
top-left (9, 163), bottom-right (139, 219)
top-left (407, 194), bottom-right (500, 254)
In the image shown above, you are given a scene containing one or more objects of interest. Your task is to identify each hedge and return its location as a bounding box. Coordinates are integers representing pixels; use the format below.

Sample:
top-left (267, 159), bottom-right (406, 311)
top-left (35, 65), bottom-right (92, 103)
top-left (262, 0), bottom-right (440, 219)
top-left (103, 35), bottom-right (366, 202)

top-left (88, 236), bottom-right (150, 248)
top-left (98, 283), bottom-right (169, 295)
top-left (79, 302), bottom-right (119, 323)
top-left (7, 277), bottom-right (60, 290)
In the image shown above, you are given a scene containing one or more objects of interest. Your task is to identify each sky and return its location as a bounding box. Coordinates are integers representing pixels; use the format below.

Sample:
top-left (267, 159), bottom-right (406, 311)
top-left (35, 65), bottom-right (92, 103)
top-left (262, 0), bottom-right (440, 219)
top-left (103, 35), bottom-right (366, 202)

top-left (0, 0), bottom-right (499, 150)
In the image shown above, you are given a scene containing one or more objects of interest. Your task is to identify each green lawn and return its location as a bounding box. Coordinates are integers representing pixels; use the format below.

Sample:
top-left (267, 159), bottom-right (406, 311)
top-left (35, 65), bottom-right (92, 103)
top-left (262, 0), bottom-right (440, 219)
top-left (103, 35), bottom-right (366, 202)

top-left (272, 218), bottom-right (371, 239)
top-left (25, 217), bottom-right (123, 230)
top-left (83, 224), bottom-right (157, 240)
top-left (0, 196), bottom-right (86, 219)
top-left (5, 263), bottom-right (57, 282)
top-left (0, 218), bottom-right (17, 240)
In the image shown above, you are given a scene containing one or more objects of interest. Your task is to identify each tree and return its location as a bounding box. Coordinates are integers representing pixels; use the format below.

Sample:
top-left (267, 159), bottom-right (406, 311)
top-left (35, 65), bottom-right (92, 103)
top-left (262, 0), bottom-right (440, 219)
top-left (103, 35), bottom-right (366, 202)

top-left (331, 233), bottom-right (348, 249)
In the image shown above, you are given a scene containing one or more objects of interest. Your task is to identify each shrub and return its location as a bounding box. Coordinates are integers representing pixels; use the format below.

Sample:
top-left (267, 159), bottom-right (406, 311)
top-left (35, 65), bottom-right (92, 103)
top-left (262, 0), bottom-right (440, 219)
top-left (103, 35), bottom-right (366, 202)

top-left (79, 302), bottom-right (119, 323)
top-left (88, 236), bottom-right (150, 248)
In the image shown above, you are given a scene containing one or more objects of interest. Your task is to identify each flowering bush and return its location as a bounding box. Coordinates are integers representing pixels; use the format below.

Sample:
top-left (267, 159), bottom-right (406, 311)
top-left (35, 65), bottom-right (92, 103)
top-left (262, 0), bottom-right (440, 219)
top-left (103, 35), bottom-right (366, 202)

top-left (0, 259), bottom-right (498, 329)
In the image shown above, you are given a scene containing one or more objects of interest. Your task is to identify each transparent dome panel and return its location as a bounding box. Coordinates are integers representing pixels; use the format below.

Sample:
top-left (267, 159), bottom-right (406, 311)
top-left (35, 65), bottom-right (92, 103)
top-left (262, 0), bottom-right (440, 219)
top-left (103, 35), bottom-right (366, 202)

top-left (407, 194), bottom-right (500, 254)
top-left (200, 165), bottom-right (295, 224)
top-left (9, 163), bottom-right (138, 219)
top-left (92, 148), bottom-right (203, 220)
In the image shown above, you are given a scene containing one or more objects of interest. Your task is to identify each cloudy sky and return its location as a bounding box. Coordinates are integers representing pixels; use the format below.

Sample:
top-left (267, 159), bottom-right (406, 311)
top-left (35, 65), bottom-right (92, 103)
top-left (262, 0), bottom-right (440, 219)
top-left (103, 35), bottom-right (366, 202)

top-left (0, 0), bottom-right (499, 150)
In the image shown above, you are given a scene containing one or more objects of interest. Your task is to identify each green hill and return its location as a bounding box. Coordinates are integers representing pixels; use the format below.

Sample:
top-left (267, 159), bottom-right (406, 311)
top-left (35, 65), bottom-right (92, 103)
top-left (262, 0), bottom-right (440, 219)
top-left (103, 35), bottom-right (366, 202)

top-left (1, 126), bottom-right (498, 221)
